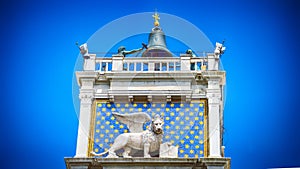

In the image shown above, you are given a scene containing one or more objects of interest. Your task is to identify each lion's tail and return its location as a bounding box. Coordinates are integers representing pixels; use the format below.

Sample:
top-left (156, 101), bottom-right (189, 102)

top-left (90, 150), bottom-right (109, 157)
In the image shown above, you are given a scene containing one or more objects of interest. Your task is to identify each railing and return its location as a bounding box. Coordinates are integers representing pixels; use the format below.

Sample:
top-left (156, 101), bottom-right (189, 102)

top-left (122, 57), bottom-right (182, 72)
top-left (89, 53), bottom-right (218, 72)
top-left (190, 58), bottom-right (208, 71)
top-left (95, 58), bottom-right (112, 72)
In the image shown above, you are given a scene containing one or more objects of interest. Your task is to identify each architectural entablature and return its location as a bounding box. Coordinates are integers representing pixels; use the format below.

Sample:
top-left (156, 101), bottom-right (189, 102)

top-left (77, 71), bottom-right (225, 83)
top-left (75, 71), bottom-right (98, 86)
top-left (104, 71), bottom-right (203, 80)
top-left (107, 89), bottom-right (192, 95)
top-left (202, 71), bottom-right (226, 86)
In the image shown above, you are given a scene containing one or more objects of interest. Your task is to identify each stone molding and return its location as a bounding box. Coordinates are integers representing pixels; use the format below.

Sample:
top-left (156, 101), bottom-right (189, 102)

top-left (65, 157), bottom-right (230, 169)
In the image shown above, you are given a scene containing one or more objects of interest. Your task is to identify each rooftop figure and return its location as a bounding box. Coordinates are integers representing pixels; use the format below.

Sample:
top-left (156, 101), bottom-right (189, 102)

top-left (152, 12), bottom-right (160, 27)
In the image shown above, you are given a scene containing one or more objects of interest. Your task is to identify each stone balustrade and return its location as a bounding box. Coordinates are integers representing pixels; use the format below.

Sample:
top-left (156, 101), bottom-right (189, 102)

top-left (88, 53), bottom-right (219, 72)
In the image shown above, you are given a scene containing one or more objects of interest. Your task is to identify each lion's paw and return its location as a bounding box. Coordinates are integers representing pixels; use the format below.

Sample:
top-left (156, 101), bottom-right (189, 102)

top-left (144, 154), bottom-right (151, 158)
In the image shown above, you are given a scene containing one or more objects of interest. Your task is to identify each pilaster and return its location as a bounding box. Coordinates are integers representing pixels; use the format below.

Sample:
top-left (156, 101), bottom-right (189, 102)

top-left (206, 77), bottom-right (222, 157)
top-left (75, 77), bottom-right (95, 157)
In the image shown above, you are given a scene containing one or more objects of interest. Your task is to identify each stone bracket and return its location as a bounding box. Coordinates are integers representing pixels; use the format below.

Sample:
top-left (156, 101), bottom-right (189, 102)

top-left (147, 95), bottom-right (152, 102)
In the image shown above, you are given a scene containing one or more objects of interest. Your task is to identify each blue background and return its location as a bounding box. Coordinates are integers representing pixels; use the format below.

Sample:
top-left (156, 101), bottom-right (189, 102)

top-left (92, 102), bottom-right (206, 158)
top-left (1, 0), bottom-right (300, 169)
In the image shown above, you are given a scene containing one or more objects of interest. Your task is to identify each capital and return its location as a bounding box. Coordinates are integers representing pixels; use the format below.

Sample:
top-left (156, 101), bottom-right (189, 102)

top-left (79, 93), bottom-right (94, 104)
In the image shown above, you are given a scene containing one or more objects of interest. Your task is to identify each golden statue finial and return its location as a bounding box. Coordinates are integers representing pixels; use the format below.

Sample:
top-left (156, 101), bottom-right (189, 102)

top-left (152, 12), bottom-right (160, 27)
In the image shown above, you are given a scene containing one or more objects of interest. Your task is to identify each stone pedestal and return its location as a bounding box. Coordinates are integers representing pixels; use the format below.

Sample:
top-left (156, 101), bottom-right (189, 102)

top-left (207, 53), bottom-right (219, 71)
top-left (112, 55), bottom-right (124, 71)
top-left (65, 158), bottom-right (230, 169)
top-left (84, 54), bottom-right (96, 71)
top-left (180, 54), bottom-right (191, 71)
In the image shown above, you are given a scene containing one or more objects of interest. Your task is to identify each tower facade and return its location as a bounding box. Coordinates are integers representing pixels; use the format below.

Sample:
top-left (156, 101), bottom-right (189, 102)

top-left (65, 13), bottom-right (230, 169)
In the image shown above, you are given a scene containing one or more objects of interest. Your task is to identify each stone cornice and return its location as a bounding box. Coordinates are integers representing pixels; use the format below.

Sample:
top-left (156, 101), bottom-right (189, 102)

top-left (202, 71), bottom-right (226, 85)
top-left (104, 71), bottom-right (199, 80)
top-left (76, 71), bottom-right (98, 86)
top-left (64, 157), bottom-right (231, 169)
top-left (76, 71), bottom-right (225, 84)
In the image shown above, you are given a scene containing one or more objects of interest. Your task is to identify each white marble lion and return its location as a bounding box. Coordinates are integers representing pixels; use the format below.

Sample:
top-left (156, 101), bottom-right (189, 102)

top-left (91, 112), bottom-right (164, 158)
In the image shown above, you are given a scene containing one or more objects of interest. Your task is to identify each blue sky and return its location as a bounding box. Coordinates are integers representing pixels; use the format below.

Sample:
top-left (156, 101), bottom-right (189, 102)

top-left (0, 0), bottom-right (300, 169)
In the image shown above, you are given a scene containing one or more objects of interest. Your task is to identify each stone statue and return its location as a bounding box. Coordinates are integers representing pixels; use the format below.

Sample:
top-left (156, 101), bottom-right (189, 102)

top-left (76, 42), bottom-right (89, 59)
top-left (91, 113), bottom-right (165, 158)
top-left (214, 41), bottom-right (226, 56)
top-left (118, 46), bottom-right (143, 57)
top-left (186, 49), bottom-right (196, 57)
top-left (112, 112), bottom-right (151, 133)
top-left (152, 12), bottom-right (160, 27)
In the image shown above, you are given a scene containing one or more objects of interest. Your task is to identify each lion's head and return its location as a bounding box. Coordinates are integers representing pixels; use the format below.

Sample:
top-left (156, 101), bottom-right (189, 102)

top-left (151, 114), bottom-right (164, 135)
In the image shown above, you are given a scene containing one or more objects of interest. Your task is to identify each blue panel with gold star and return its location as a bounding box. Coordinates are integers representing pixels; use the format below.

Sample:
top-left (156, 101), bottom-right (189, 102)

top-left (91, 101), bottom-right (206, 158)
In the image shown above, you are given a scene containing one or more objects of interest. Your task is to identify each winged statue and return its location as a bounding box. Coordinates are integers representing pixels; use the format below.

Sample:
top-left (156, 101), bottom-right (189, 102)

top-left (112, 112), bottom-right (151, 133)
top-left (91, 112), bottom-right (166, 158)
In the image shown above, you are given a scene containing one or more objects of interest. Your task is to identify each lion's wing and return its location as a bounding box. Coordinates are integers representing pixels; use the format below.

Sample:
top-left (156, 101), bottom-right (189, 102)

top-left (112, 112), bottom-right (151, 133)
